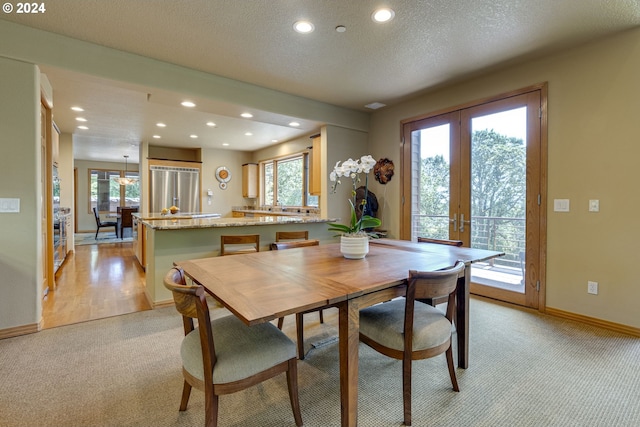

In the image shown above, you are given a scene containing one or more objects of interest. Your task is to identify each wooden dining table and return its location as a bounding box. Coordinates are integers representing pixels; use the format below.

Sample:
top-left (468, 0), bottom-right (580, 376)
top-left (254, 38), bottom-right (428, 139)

top-left (176, 238), bottom-right (503, 427)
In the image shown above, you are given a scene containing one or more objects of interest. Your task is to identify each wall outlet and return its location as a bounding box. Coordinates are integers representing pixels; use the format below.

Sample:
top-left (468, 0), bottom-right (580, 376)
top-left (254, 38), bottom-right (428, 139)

top-left (587, 281), bottom-right (598, 295)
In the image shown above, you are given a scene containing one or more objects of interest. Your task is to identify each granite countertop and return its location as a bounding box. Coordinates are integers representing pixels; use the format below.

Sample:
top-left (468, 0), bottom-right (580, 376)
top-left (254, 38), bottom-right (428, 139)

top-left (233, 209), bottom-right (318, 217)
top-left (133, 212), bottom-right (221, 220)
top-left (232, 208), bottom-right (319, 217)
top-left (140, 215), bottom-right (339, 230)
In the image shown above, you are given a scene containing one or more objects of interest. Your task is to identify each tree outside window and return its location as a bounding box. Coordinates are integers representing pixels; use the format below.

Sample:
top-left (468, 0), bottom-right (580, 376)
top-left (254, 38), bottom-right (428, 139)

top-left (262, 153), bottom-right (317, 207)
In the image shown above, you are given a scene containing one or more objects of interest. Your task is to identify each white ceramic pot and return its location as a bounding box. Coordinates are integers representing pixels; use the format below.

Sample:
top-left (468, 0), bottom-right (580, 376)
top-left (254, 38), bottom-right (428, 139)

top-left (340, 235), bottom-right (370, 259)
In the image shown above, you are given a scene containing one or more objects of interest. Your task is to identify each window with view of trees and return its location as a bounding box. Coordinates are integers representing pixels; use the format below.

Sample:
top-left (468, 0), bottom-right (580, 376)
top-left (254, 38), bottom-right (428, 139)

top-left (262, 153), bottom-right (318, 207)
top-left (89, 169), bottom-right (140, 212)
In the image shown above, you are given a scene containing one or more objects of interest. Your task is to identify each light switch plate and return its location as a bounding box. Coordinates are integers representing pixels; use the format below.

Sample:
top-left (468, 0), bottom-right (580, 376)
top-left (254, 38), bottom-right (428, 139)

top-left (0, 198), bottom-right (20, 213)
top-left (589, 199), bottom-right (599, 212)
top-left (553, 199), bottom-right (570, 212)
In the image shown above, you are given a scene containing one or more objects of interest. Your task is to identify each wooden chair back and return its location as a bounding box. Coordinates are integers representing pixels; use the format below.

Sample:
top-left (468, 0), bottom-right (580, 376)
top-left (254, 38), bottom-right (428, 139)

top-left (417, 236), bottom-right (463, 246)
top-left (275, 231), bottom-right (309, 241)
top-left (407, 261), bottom-right (465, 325)
top-left (220, 234), bottom-right (260, 255)
top-left (270, 239), bottom-right (319, 251)
top-left (163, 267), bottom-right (209, 337)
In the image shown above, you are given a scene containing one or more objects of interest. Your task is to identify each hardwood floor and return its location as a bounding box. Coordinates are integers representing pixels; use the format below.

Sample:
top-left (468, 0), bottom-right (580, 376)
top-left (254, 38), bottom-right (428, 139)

top-left (42, 241), bottom-right (151, 329)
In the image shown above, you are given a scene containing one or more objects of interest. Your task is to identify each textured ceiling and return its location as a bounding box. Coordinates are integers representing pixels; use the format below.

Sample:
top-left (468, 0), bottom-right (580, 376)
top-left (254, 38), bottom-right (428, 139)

top-left (3, 0), bottom-right (639, 162)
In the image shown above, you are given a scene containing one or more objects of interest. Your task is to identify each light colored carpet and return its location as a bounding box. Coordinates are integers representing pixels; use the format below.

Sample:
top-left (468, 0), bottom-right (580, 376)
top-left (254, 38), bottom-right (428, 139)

top-left (75, 232), bottom-right (133, 245)
top-left (0, 298), bottom-right (638, 427)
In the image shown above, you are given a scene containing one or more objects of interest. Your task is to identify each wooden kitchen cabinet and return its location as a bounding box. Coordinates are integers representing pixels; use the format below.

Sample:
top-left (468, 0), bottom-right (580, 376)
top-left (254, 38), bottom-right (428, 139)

top-left (309, 134), bottom-right (321, 195)
top-left (133, 219), bottom-right (145, 269)
top-left (242, 163), bottom-right (259, 198)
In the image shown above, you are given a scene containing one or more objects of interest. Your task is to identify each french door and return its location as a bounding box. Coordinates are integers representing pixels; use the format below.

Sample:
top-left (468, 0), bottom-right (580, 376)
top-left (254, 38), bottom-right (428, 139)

top-left (401, 86), bottom-right (546, 309)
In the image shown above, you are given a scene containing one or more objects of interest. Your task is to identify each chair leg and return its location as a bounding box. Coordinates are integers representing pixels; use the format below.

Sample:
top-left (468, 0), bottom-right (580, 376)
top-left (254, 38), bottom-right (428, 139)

top-left (445, 344), bottom-right (460, 392)
top-left (204, 391), bottom-right (219, 427)
top-left (295, 313), bottom-right (305, 360)
top-left (402, 356), bottom-right (412, 426)
top-left (319, 309), bottom-right (324, 323)
top-left (277, 317), bottom-right (284, 330)
top-left (179, 380), bottom-right (192, 411)
top-left (95, 227), bottom-right (99, 240)
top-left (286, 358), bottom-right (303, 427)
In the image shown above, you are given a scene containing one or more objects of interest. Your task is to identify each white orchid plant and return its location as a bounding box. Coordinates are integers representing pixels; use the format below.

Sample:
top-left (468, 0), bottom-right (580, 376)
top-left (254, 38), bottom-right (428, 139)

top-left (328, 155), bottom-right (382, 237)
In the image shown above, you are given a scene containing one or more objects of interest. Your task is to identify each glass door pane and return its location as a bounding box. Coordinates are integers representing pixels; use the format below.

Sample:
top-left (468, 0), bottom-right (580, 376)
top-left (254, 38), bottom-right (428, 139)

top-left (413, 124), bottom-right (451, 239)
top-left (469, 107), bottom-right (527, 292)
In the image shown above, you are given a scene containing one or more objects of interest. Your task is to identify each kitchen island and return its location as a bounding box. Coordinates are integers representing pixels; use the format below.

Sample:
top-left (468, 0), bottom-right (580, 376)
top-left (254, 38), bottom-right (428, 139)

top-left (135, 213), bottom-right (339, 307)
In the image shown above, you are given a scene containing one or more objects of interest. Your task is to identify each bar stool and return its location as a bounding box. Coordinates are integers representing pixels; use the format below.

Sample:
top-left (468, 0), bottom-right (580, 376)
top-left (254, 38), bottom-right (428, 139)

top-left (220, 234), bottom-right (260, 256)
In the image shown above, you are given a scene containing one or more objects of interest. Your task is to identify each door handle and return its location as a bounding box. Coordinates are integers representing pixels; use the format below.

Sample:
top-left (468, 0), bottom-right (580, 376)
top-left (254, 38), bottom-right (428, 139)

top-left (449, 213), bottom-right (457, 232)
top-left (459, 214), bottom-right (471, 233)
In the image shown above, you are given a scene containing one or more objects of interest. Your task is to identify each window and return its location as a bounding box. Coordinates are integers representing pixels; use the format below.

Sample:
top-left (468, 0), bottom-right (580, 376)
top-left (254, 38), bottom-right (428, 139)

top-left (89, 169), bottom-right (140, 212)
top-left (262, 153), bottom-right (318, 207)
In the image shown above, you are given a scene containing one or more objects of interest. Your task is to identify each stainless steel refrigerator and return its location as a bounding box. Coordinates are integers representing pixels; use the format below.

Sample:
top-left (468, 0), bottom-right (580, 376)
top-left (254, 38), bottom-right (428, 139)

top-left (149, 165), bottom-right (200, 213)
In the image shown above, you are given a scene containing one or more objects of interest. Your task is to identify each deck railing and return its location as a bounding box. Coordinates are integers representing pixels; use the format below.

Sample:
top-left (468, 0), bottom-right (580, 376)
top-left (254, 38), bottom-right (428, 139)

top-left (413, 214), bottom-right (526, 271)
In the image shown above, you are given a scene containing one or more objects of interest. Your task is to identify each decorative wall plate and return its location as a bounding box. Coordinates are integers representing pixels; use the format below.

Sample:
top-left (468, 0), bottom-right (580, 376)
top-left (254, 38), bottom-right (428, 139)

top-left (219, 182), bottom-right (228, 190)
top-left (373, 158), bottom-right (394, 184)
top-left (215, 166), bottom-right (231, 183)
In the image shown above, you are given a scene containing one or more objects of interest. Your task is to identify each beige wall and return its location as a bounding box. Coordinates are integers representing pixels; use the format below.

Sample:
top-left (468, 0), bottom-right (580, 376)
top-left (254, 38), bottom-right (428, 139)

top-left (199, 148), bottom-right (253, 216)
top-left (0, 57), bottom-right (41, 331)
top-left (369, 27), bottom-right (640, 328)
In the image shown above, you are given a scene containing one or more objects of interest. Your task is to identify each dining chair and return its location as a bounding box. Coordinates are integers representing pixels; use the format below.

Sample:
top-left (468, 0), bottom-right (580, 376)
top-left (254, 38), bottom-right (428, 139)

top-left (275, 230), bottom-right (309, 241)
top-left (92, 207), bottom-right (118, 240)
top-left (117, 206), bottom-right (138, 239)
top-left (163, 267), bottom-right (303, 427)
top-left (270, 239), bottom-right (326, 359)
top-left (220, 234), bottom-right (260, 256)
top-left (359, 261), bottom-right (465, 426)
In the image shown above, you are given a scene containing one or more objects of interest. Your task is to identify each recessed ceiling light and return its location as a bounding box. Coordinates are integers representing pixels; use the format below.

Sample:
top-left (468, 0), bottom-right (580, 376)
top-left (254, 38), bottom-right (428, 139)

top-left (156, 122), bottom-right (166, 127)
top-left (271, 139), bottom-right (279, 143)
top-left (206, 121), bottom-right (217, 127)
top-left (71, 106), bottom-right (84, 112)
top-left (77, 125), bottom-right (89, 130)
top-left (153, 135), bottom-right (161, 139)
top-left (289, 121), bottom-right (300, 127)
top-left (190, 134), bottom-right (198, 139)
top-left (365, 102), bottom-right (387, 110)
top-left (75, 117), bottom-right (87, 122)
top-left (372, 8), bottom-right (395, 23)
top-left (222, 143), bottom-right (230, 146)
top-left (335, 25), bottom-right (346, 33)
top-left (181, 101), bottom-right (196, 107)
top-left (294, 20), bottom-right (314, 34)
top-left (241, 112), bottom-right (253, 118)
top-left (245, 132), bottom-right (253, 136)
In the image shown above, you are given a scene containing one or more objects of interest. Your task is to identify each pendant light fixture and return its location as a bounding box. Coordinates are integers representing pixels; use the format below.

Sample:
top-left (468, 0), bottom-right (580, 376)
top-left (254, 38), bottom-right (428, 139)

top-left (113, 155), bottom-right (138, 186)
